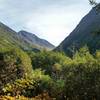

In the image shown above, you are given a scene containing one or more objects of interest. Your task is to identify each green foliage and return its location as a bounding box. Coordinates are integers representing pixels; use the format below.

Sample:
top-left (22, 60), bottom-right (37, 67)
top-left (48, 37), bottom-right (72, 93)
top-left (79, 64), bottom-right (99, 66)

top-left (63, 48), bottom-right (100, 99)
top-left (50, 79), bottom-right (65, 99)
top-left (0, 45), bottom-right (100, 100)
top-left (2, 79), bottom-right (35, 96)
top-left (0, 48), bottom-right (33, 95)
top-left (2, 69), bottom-right (52, 97)
top-left (28, 50), bottom-right (70, 75)
top-left (89, 0), bottom-right (97, 6)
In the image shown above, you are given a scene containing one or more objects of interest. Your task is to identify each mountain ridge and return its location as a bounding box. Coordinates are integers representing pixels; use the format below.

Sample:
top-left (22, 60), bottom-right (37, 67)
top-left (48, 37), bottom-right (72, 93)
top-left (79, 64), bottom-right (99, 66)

top-left (0, 22), bottom-right (55, 51)
top-left (55, 5), bottom-right (100, 56)
top-left (18, 30), bottom-right (55, 50)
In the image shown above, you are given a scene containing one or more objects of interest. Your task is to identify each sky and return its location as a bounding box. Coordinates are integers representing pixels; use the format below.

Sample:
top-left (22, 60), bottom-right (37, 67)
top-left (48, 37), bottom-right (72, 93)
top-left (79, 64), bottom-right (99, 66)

top-left (0, 0), bottom-right (94, 46)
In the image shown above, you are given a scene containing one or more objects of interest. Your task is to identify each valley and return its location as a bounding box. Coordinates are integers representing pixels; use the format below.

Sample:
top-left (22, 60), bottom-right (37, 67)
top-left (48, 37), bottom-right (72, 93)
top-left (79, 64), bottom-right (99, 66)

top-left (0, 1), bottom-right (100, 100)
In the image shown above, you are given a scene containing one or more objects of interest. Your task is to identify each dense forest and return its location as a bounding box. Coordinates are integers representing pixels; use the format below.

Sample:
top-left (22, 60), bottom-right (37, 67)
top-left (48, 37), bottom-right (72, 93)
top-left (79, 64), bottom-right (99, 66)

top-left (0, 46), bottom-right (100, 100)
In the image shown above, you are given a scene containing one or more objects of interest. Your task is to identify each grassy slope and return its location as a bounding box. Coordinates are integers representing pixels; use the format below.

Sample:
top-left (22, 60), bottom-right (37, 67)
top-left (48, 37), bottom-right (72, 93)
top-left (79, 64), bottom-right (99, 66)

top-left (0, 22), bottom-right (41, 52)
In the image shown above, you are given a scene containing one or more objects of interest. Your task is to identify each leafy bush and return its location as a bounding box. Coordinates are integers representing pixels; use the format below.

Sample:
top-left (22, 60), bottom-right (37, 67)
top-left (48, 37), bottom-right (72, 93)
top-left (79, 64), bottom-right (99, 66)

top-left (28, 50), bottom-right (70, 76)
top-left (0, 48), bottom-right (33, 95)
top-left (1, 46), bottom-right (100, 100)
top-left (2, 69), bottom-right (52, 97)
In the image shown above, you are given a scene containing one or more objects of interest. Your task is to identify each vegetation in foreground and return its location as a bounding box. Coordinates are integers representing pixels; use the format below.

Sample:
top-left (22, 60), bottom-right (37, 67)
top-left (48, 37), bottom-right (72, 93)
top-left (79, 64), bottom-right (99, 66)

top-left (0, 92), bottom-right (53, 100)
top-left (0, 46), bottom-right (100, 100)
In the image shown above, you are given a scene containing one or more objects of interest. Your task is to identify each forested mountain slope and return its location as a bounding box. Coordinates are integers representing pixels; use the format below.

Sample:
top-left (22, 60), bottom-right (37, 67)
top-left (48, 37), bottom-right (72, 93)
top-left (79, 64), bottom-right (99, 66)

top-left (55, 5), bottom-right (100, 56)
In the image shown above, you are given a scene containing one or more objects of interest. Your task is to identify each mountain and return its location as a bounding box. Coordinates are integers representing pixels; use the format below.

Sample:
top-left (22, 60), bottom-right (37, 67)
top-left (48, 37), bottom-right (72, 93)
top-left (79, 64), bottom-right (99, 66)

top-left (55, 4), bottom-right (100, 56)
top-left (0, 22), bottom-right (38, 51)
top-left (18, 31), bottom-right (55, 50)
top-left (0, 22), bottom-right (55, 51)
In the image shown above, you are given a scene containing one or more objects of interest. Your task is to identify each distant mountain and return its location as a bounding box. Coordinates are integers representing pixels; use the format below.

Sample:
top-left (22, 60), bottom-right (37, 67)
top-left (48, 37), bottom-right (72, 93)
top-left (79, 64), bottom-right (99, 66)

top-left (0, 22), bottom-right (55, 52)
top-left (0, 22), bottom-right (27, 50)
top-left (18, 31), bottom-right (55, 50)
top-left (55, 4), bottom-right (100, 56)
top-left (0, 22), bottom-right (41, 51)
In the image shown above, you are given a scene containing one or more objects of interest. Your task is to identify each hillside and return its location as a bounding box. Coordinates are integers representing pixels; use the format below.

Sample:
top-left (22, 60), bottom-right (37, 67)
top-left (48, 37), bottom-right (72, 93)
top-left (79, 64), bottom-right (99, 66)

top-left (18, 31), bottom-right (55, 50)
top-left (55, 5), bottom-right (100, 56)
top-left (0, 22), bottom-right (38, 51)
top-left (0, 22), bottom-right (55, 52)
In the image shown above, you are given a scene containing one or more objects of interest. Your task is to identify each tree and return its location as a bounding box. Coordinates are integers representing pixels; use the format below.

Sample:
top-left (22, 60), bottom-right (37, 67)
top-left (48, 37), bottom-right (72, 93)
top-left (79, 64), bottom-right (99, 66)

top-left (89, 0), bottom-right (97, 6)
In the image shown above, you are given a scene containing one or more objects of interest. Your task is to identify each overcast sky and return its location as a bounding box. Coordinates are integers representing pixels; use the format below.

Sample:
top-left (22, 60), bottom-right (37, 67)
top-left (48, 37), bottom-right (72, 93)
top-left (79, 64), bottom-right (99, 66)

top-left (0, 0), bottom-right (94, 46)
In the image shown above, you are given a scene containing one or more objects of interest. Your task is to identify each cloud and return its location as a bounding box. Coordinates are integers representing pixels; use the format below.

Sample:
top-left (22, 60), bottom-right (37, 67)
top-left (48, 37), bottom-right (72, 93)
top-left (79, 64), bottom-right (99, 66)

top-left (0, 0), bottom-right (92, 46)
top-left (24, 2), bottom-right (91, 45)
